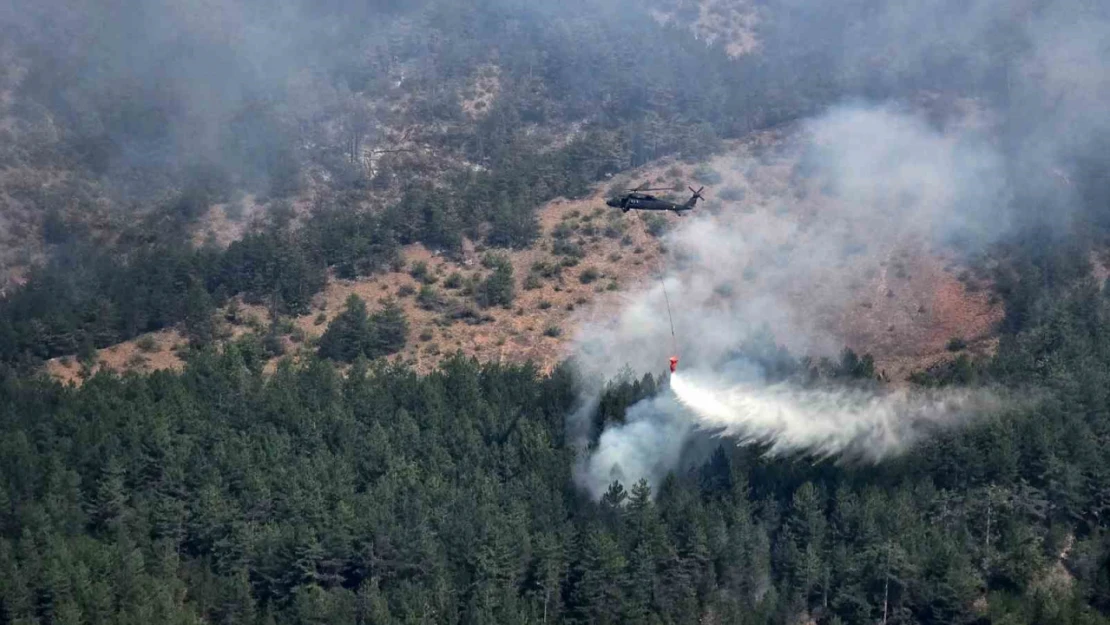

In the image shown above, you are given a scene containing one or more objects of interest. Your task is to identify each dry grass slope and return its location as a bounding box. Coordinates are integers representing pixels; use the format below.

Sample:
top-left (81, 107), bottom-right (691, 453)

top-left (43, 132), bottom-right (1007, 385)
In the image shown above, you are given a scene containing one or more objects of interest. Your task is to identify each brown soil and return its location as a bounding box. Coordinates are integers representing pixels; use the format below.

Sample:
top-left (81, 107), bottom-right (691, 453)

top-left (459, 65), bottom-right (501, 119)
top-left (40, 133), bottom-right (1009, 385)
top-left (835, 246), bottom-right (1004, 380)
top-left (46, 329), bottom-right (187, 385)
top-left (191, 194), bottom-right (268, 249)
top-left (649, 0), bottom-right (761, 58)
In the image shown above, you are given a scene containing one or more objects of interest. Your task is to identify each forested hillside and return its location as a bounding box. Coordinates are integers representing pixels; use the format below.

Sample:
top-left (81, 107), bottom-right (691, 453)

top-left (4, 238), bottom-right (1110, 624)
top-left (3, 0), bottom-right (1110, 623)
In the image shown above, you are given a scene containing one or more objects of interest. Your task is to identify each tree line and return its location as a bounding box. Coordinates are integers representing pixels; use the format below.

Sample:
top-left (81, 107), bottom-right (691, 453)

top-left (3, 230), bottom-right (1110, 624)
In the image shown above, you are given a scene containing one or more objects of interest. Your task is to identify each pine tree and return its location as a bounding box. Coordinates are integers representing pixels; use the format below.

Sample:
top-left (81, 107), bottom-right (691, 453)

top-left (787, 482), bottom-right (828, 606)
top-left (567, 526), bottom-right (626, 625)
top-left (0, 541), bottom-right (32, 625)
top-left (89, 456), bottom-right (127, 536)
top-left (623, 542), bottom-right (656, 623)
top-left (368, 299), bottom-right (408, 357)
top-left (600, 481), bottom-right (628, 529)
top-left (487, 197), bottom-right (539, 249)
top-left (318, 294), bottom-right (371, 362)
top-left (526, 532), bottom-right (565, 625)
top-left (478, 259), bottom-right (515, 308)
top-left (184, 280), bottom-right (216, 347)
top-left (355, 578), bottom-right (391, 625)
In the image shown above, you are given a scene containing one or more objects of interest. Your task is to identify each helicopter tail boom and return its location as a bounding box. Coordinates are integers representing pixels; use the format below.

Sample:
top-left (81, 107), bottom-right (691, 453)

top-left (684, 186), bottom-right (705, 208)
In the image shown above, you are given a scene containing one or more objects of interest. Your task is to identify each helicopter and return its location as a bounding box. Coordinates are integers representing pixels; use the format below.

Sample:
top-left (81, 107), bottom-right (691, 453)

top-left (605, 182), bottom-right (705, 216)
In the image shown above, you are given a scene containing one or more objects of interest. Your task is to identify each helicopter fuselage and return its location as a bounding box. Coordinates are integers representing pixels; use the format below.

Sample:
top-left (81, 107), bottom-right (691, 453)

top-left (605, 194), bottom-right (693, 214)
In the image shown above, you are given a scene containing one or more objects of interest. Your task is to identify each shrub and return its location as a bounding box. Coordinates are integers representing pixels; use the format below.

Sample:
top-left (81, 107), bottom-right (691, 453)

top-left (531, 261), bottom-right (562, 279)
top-left (553, 237), bottom-right (583, 258)
top-left (477, 262), bottom-right (515, 308)
top-left (543, 325), bottom-right (562, 337)
top-left (135, 335), bottom-right (159, 353)
top-left (460, 273), bottom-right (481, 296)
top-left (552, 223), bottom-right (573, 239)
top-left (644, 215), bottom-right (668, 238)
top-left (579, 267), bottom-right (600, 284)
top-left (410, 261), bottom-right (438, 284)
top-left (417, 285), bottom-right (442, 311)
top-left (263, 331), bottom-right (286, 357)
top-left (947, 337), bottom-right (968, 352)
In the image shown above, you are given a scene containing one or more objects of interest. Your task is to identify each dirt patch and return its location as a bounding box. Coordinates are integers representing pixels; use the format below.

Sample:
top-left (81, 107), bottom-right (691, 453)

top-left (291, 197), bottom-right (671, 375)
top-left (460, 64), bottom-right (501, 119)
top-left (192, 194), bottom-right (268, 249)
top-left (39, 130), bottom-right (1014, 384)
top-left (46, 329), bottom-right (187, 385)
top-left (649, 0), bottom-right (761, 58)
top-left (834, 245), bottom-right (1004, 380)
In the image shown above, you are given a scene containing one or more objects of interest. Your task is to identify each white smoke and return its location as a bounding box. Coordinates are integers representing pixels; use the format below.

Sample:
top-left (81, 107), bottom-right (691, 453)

top-left (574, 390), bottom-right (695, 499)
top-left (568, 103), bottom-right (1012, 499)
top-left (567, 0), bottom-right (1107, 499)
top-left (573, 365), bottom-right (1006, 500)
top-left (670, 372), bottom-right (1000, 461)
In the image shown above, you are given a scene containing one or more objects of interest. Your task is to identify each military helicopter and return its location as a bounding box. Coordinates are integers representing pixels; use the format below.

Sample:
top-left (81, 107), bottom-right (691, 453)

top-left (605, 182), bottom-right (705, 216)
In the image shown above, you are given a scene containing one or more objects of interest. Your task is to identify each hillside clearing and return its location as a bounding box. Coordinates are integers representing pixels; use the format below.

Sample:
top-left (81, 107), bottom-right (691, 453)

top-left (45, 131), bottom-right (1006, 384)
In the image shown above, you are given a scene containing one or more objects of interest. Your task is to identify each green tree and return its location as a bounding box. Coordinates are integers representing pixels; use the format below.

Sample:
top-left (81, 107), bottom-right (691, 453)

top-left (89, 456), bottom-right (127, 536)
top-left (478, 258), bottom-right (515, 308)
top-left (487, 197), bottom-right (540, 249)
top-left (184, 280), bottom-right (217, 347)
top-left (317, 294), bottom-right (372, 362)
top-left (568, 526), bottom-right (627, 625)
top-left (367, 298), bottom-right (408, 358)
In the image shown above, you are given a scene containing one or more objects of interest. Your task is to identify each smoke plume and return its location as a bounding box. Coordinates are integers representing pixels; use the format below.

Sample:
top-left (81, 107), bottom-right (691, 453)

top-left (569, 0), bottom-right (1110, 497)
top-left (670, 372), bottom-right (1001, 461)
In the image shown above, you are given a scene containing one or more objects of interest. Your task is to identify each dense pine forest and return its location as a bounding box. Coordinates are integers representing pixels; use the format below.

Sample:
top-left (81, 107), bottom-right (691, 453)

top-left (3, 0), bottom-right (1110, 623)
top-left (4, 235), bottom-right (1110, 624)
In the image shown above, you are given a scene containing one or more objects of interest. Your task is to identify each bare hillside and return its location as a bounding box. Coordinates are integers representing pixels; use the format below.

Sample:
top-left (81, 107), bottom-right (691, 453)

top-left (649, 0), bottom-right (761, 58)
top-left (47, 129), bottom-right (1005, 384)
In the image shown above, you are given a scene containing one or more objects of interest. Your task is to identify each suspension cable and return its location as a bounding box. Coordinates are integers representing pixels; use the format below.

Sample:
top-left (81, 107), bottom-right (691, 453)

top-left (658, 265), bottom-right (677, 358)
